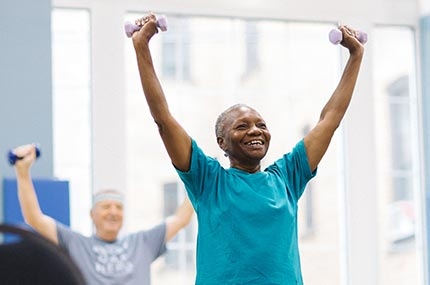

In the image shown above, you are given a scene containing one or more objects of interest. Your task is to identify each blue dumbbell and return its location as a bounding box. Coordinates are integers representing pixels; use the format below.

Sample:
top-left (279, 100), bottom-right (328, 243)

top-left (7, 146), bottom-right (41, 165)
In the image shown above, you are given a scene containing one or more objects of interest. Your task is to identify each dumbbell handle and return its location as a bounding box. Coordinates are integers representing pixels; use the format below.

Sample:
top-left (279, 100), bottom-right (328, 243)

top-left (8, 146), bottom-right (41, 165)
top-left (329, 29), bottom-right (368, 45)
top-left (124, 15), bottom-right (168, 37)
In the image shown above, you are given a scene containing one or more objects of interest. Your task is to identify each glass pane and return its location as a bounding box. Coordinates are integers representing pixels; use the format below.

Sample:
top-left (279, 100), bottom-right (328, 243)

top-left (52, 8), bottom-right (92, 235)
top-left (373, 26), bottom-right (420, 284)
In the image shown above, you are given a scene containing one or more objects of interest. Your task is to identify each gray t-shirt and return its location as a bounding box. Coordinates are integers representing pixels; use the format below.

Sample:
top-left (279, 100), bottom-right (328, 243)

top-left (56, 223), bottom-right (167, 285)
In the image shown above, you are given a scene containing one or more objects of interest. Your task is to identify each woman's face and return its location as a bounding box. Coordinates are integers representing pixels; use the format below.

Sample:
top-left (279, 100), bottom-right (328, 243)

top-left (218, 106), bottom-right (271, 171)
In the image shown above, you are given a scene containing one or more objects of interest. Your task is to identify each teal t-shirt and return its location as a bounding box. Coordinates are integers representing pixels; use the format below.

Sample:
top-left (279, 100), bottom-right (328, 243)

top-left (177, 139), bottom-right (316, 285)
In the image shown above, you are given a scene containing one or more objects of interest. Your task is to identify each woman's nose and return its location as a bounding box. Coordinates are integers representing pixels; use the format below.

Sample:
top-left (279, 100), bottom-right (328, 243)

top-left (248, 125), bottom-right (262, 134)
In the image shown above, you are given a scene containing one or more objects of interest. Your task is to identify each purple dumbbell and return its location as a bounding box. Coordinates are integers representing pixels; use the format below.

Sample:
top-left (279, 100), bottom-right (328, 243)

top-left (124, 15), bottom-right (168, 37)
top-left (8, 145), bottom-right (41, 165)
top-left (329, 28), bottom-right (368, 45)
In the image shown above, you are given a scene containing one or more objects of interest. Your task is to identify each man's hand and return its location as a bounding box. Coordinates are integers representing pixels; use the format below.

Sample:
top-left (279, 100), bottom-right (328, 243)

top-left (12, 144), bottom-right (37, 172)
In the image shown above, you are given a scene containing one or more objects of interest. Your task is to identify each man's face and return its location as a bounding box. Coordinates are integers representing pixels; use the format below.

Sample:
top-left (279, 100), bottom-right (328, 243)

top-left (91, 200), bottom-right (124, 240)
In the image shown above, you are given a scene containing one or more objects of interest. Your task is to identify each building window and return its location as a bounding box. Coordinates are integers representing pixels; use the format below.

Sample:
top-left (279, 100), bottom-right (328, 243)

top-left (374, 26), bottom-right (421, 283)
top-left (51, 8), bottom-right (92, 235)
top-left (161, 17), bottom-right (191, 81)
top-left (243, 21), bottom-right (260, 78)
top-left (163, 182), bottom-right (195, 270)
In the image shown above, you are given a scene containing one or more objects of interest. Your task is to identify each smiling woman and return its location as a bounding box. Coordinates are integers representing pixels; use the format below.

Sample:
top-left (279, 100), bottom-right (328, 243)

top-left (131, 8), bottom-right (364, 283)
top-left (123, 14), bottom-right (347, 284)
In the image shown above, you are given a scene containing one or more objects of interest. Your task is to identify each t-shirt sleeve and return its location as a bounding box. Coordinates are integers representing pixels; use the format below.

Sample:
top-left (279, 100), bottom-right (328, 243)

top-left (56, 222), bottom-right (83, 252)
top-left (274, 139), bottom-right (317, 201)
top-left (134, 223), bottom-right (167, 262)
top-left (176, 139), bottom-right (219, 204)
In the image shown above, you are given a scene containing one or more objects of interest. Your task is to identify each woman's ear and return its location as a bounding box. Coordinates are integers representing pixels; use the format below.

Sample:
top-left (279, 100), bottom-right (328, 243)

top-left (217, 137), bottom-right (229, 157)
top-left (217, 137), bottom-right (225, 150)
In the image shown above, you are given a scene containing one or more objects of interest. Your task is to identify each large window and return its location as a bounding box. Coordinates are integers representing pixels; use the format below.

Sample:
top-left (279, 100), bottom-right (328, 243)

top-left (163, 182), bottom-right (196, 270)
top-left (52, 8), bottom-right (92, 235)
top-left (160, 17), bottom-right (191, 81)
top-left (373, 26), bottom-right (422, 284)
